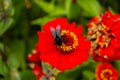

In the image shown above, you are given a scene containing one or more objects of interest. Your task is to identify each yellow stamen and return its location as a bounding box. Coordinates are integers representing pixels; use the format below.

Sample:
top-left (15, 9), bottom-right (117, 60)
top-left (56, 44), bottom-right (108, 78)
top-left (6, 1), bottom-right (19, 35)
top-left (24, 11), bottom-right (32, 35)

top-left (100, 69), bottom-right (112, 80)
top-left (58, 30), bottom-right (78, 52)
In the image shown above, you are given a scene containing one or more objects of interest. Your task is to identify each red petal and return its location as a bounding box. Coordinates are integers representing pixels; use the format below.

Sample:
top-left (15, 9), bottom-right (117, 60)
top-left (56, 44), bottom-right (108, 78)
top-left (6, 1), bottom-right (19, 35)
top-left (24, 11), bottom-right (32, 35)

top-left (32, 64), bottom-right (44, 80)
top-left (99, 45), bottom-right (114, 57)
top-left (96, 63), bottom-right (118, 80)
top-left (40, 52), bottom-right (60, 69)
top-left (37, 32), bottom-right (57, 53)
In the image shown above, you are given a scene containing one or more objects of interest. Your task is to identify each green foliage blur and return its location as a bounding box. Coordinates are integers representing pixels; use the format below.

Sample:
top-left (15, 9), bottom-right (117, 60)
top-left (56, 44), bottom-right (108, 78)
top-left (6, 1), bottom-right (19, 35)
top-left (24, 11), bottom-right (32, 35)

top-left (0, 0), bottom-right (120, 80)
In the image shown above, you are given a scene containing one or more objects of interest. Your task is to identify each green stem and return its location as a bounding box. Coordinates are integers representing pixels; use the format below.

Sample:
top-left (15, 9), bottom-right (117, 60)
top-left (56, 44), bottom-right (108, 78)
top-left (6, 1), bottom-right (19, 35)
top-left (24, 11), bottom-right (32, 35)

top-left (42, 68), bottom-right (56, 80)
top-left (46, 68), bottom-right (55, 77)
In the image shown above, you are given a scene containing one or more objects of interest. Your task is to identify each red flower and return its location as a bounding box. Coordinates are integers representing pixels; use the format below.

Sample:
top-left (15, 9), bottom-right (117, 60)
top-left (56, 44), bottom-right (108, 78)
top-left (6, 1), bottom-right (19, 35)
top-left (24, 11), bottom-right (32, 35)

top-left (87, 11), bottom-right (120, 62)
top-left (27, 45), bottom-right (44, 80)
top-left (32, 64), bottom-right (44, 80)
top-left (37, 18), bottom-right (90, 71)
top-left (96, 63), bottom-right (118, 80)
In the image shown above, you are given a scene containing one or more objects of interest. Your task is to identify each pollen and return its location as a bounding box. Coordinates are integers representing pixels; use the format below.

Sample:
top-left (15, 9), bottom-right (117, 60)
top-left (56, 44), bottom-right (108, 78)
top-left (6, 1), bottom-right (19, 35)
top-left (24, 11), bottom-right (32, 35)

top-left (100, 69), bottom-right (112, 80)
top-left (58, 30), bottom-right (78, 52)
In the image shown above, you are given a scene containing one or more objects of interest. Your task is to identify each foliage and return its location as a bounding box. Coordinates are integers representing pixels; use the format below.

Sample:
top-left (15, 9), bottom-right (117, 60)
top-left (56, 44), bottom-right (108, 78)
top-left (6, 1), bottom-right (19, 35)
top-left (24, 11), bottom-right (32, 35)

top-left (0, 0), bottom-right (120, 80)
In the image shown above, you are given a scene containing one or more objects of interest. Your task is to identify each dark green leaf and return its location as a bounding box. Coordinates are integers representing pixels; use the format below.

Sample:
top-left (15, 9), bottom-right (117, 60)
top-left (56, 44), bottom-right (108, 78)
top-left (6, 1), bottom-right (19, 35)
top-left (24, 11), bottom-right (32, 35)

top-left (0, 56), bottom-right (9, 76)
top-left (20, 70), bottom-right (36, 80)
top-left (0, 18), bottom-right (13, 37)
top-left (83, 70), bottom-right (95, 80)
top-left (7, 40), bottom-right (26, 69)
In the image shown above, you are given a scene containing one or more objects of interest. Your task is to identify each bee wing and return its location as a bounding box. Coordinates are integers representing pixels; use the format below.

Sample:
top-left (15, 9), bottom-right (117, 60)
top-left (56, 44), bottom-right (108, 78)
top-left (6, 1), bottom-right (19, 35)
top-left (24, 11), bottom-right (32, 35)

top-left (50, 27), bottom-right (56, 38)
top-left (56, 25), bottom-right (61, 38)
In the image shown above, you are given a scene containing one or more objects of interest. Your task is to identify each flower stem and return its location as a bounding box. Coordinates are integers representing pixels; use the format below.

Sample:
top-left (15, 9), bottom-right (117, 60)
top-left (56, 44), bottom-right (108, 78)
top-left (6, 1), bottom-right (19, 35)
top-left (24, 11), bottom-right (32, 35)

top-left (43, 68), bottom-right (55, 80)
top-left (46, 68), bottom-right (55, 77)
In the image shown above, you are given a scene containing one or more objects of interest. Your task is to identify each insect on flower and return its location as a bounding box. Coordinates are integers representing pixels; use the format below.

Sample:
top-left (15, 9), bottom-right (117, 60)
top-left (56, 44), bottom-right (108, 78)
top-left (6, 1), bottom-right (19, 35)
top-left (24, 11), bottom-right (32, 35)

top-left (38, 18), bottom-right (90, 71)
top-left (50, 25), bottom-right (62, 46)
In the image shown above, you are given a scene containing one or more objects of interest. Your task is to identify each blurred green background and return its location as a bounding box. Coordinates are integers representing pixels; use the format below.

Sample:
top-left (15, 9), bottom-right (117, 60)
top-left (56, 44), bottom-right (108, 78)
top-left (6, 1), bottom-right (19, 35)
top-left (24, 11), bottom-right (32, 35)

top-left (0, 0), bottom-right (120, 80)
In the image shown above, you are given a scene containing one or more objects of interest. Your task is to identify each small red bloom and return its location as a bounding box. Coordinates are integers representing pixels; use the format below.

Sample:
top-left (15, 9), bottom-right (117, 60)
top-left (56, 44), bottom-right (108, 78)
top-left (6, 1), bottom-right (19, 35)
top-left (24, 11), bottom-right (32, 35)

top-left (37, 18), bottom-right (90, 71)
top-left (27, 45), bottom-right (44, 80)
top-left (96, 63), bottom-right (118, 80)
top-left (87, 11), bottom-right (120, 62)
top-left (32, 64), bottom-right (44, 80)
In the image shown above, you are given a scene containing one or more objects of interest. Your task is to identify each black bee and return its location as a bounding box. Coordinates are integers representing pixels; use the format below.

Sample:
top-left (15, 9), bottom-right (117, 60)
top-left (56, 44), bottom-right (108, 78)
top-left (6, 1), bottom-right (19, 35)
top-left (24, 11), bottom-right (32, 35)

top-left (50, 25), bottom-right (62, 46)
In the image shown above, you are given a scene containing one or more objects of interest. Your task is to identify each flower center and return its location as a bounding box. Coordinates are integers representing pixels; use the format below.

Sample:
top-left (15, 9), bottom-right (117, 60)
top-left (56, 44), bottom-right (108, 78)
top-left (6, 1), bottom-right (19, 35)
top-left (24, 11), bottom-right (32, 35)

top-left (100, 69), bottom-right (112, 80)
top-left (57, 30), bottom-right (78, 52)
top-left (87, 23), bottom-right (112, 49)
top-left (87, 21), bottom-right (114, 57)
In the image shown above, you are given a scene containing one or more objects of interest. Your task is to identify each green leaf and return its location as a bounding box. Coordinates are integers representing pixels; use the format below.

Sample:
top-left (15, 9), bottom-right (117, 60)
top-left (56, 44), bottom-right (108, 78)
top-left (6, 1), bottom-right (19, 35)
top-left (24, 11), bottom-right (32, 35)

top-left (0, 56), bottom-right (9, 77)
top-left (5, 0), bottom-right (15, 16)
top-left (32, 16), bottom-right (53, 26)
top-left (10, 68), bottom-right (21, 80)
top-left (77, 0), bottom-right (102, 17)
top-left (34, 0), bottom-right (55, 14)
top-left (12, 0), bottom-right (24, 25)
top-left (0, 42), bottom-right (3, 51)
top-left (83, 70), bottom-right (95, 80)
top-left (34, 0), bottom-right (65, 17)
top-left (0, 0), bottom-right (14, 16)
top-left (49, 6), bottom-right (65, 17)
top-left (0, 18), bottom-right (13, 37)
top-left (115, 61), bottom-right (120, 71)
top-left (20, 70), bottom-right (36, 80)
top-left (65, 0), bottom-right (81, 19)
top-left (7, 40), bottom-right (26, 69)
top-left (7, 54), bottom-right (20, 68)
